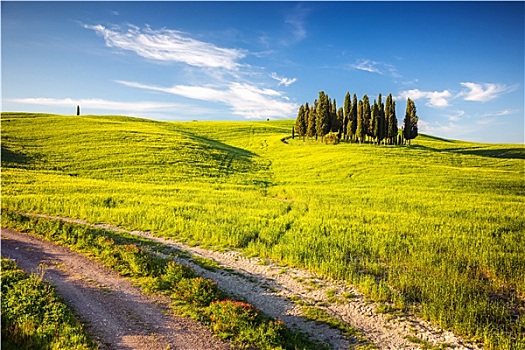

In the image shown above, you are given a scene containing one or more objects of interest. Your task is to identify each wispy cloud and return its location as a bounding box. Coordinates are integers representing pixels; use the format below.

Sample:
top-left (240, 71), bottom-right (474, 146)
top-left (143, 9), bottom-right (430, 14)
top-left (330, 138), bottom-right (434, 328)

top-left (458, 82), bottom-right (517, 102)
top-left (8, 97), bottom-right (181, 112)
top-left (350, 59), bottom-right (402, 79)
top-left (270, 72), bottom-right (297, 86)
top-left (284, 5), bottom-right (310, 43)
top-left (84, 24), bottom-right (245, 70)
top-left (445, 110), bottom-right (466, 122)
top-left (351, 59), bottom-right (382, 74)
top-left (116, 80), bottom-right (298, 119)
top-left (397, 89), bottom-right (452, 108)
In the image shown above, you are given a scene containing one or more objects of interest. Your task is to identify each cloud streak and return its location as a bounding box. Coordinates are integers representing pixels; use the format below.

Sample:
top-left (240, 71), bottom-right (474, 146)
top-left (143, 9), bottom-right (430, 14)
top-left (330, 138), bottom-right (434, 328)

top-left (270, 72), bottom-right (297, 86)
top-left (116, 80), bottom-right (298, 119)
top-left (458, 82), bottom-right (517, 102)
top-left (84, 24), bottom-right (246, 70)
top-left (8, 97), bottom-right (181, 112)
top-left (397, 89), bottom-right (452, 108)
top-left (351, 59), bottom-right (382, 74)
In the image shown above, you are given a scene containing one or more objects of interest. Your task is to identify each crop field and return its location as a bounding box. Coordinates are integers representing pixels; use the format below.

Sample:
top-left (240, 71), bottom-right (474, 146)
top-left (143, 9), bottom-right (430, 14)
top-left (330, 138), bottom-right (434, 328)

top-left (2, 112), bottom-right (524, 348)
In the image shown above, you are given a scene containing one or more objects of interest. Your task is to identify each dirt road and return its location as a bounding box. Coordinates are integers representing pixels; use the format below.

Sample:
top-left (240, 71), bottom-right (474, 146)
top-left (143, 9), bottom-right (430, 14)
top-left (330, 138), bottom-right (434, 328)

top-left (1, 229), bottom-right (232, 350)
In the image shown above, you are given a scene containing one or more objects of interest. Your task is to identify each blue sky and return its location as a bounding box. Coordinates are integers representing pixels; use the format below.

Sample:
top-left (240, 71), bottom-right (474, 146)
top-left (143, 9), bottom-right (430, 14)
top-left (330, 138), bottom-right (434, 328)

top-left (2, 1), bottom-right (524, 143)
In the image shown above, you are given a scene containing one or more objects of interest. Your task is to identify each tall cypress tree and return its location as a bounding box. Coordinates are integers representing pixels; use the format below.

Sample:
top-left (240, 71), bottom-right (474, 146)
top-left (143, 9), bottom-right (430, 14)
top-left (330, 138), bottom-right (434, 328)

top-left (377, 93), bottom-right (385, 144)
top-left (372, 100), bottom-right (379, 144)
top-left (343, 92), bottom-right (351, 140)
top-left (356, 100), bottom-right (364, 143)
top-left (385, 94), bottom-right (393, 144)
top-left (336, 107), bottom-right (344, 139)
top-left (306, 103), bottom-right (316, 139)
top-left (362, 94), bottom-right (371, 142)
top-left (403, 98), bottom-right (419, 144)
top-left (390, 100), bottom-right (398, 144)
top-left (295, 105), bottom-right (307, 139)
top-left (316, 91), bottom-right (330, 140)
top-left (348, 94), bottom-right (358, 142)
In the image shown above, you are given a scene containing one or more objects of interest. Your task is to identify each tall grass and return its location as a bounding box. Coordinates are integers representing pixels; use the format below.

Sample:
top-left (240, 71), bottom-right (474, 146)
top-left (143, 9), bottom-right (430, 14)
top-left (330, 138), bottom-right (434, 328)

top-left (1, 258), bottom-right (96, 350)
top-left (2, 112), bottom-right (524, 348)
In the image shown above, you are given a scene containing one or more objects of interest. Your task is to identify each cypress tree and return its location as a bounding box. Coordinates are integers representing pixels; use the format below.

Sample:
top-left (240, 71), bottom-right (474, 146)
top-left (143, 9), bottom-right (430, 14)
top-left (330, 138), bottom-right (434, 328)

top-left (343, 92), bottom-right (351, 140)
top-left (356, 100), bottom-right (364, 143)
top-left (348, 94), bottom-right (358, 142)
top-left (390, 99), bottom-right (398, 144)
top-left (307, 104), bottom-right (316, 139)
top-left (377, 94), bottom-right (385, 144)
top-left (336, 107), bottom-right (344, 139)
top-left (385, 94), bottom-right (393, 144)
top-left (76, 105), bottom-right (80, 116)
top-left (362, 95), bottom-right (371, 142)
top-left (316, 91), bottom-right (330, 140)
top-left (403, 98), bottom-right (419, 144)
top-left (295, 105), bottom-right (307, 139)
top-left (372, 100), bottom-right (380, 144)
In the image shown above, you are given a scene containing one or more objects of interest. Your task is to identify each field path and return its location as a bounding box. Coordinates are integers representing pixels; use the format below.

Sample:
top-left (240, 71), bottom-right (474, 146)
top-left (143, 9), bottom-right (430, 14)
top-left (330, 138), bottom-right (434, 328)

top-left (1, 228), bottom-right (232, 350)
top-left (11, 213), bottom-right (480, 350)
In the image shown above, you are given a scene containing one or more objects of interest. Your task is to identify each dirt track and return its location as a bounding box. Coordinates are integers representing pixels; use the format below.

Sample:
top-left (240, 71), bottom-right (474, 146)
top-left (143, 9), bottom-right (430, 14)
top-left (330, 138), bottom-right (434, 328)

top-left (1, 229), bottom-right (232, 350)
top-left (2, 214), bottom-right (481, 349)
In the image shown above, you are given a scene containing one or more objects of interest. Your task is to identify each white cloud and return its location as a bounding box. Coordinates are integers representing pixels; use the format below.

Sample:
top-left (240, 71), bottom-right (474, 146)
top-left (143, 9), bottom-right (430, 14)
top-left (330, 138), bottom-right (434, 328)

top-left (116, 80), bottom-right (298, 119)
top-left (8, 97), bottom-right (180, 112)
top-left (397, 89), bottom-right (452, 108)
top-left (351, 59), bottom-right (382, 74)
top-left (458, 82), bottom-right (517, 102)
top-left (84, 24), bottom-right (245, 70)
top-left (270, 72), bottom-right (297, 86)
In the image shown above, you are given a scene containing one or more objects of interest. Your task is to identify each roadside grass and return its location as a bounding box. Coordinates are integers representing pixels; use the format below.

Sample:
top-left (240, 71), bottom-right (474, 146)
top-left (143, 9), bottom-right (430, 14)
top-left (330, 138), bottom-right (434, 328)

top-left (1, 257), bottom-right (96, 350)
top-left (1, 211), bottom-right (326, 350)
top-left (2, 112), bottom-right (524, 348)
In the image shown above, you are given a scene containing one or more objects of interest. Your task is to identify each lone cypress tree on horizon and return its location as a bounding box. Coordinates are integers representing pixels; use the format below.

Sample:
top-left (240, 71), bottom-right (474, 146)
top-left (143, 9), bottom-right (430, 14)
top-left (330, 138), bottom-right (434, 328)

top-left (76, 105), bottom-right (80, 116)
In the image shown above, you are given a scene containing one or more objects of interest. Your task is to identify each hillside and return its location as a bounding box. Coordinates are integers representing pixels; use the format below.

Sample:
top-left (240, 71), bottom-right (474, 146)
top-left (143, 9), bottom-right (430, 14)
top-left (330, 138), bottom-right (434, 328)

top-left (2, 112), bottom-right (524, 348)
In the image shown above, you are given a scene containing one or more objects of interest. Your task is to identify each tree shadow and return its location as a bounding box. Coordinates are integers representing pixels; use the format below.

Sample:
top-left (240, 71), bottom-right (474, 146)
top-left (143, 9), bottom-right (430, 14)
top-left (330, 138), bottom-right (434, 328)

top-left (1, 145), bottom-right (32, 166)
top-left (409, 144), bottom-right (525, 160)
top-left (444, 147), bottom-right (525, 160)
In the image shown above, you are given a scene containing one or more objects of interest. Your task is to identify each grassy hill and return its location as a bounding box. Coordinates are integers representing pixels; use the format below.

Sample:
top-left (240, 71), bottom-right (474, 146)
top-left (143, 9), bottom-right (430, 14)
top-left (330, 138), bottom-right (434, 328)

top-left (2, 112), bottom-right (524, 348)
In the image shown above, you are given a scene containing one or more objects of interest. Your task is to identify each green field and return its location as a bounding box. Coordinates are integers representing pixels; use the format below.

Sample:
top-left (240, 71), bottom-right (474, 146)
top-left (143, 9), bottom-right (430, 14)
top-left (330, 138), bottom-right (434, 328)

top-left (2, 112), bottom-right (524, 348)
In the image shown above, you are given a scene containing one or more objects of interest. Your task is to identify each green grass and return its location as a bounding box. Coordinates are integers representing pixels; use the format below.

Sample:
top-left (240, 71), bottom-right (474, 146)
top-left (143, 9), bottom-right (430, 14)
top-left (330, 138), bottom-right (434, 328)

top-left (2, 211), bottom-right (322, 350)
top-left (2, 112), bottom-right (525, 349)
top-left (1, 258), bottom-right (96, 350)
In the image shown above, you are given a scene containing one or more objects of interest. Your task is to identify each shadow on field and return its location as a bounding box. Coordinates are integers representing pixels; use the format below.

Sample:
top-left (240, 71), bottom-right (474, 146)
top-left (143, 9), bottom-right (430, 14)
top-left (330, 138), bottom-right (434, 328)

top-left (1, 145), bottom-right (32, 166)
top-left (445, 147), bottom-right (525, 160)
top-left (410, 144), bottom-right (525, 160)
top-left (181, 130), bottom-right (257, 160)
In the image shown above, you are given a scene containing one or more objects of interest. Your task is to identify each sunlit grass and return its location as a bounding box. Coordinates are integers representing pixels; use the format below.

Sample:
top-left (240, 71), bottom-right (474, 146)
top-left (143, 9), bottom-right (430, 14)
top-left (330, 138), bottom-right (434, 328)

top-left (2, 112), bottom-right (524, 348)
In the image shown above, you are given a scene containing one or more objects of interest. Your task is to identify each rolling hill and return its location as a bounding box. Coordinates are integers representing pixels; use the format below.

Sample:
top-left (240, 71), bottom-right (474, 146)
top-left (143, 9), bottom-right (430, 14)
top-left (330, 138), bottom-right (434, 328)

top-left (2, 112), bottom-right (524, 348)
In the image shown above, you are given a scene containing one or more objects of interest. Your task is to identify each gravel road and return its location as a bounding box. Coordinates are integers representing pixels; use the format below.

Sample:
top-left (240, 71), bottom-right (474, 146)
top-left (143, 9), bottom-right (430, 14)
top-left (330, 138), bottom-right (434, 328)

top-left (1, 229), bottom-right (232, 350)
